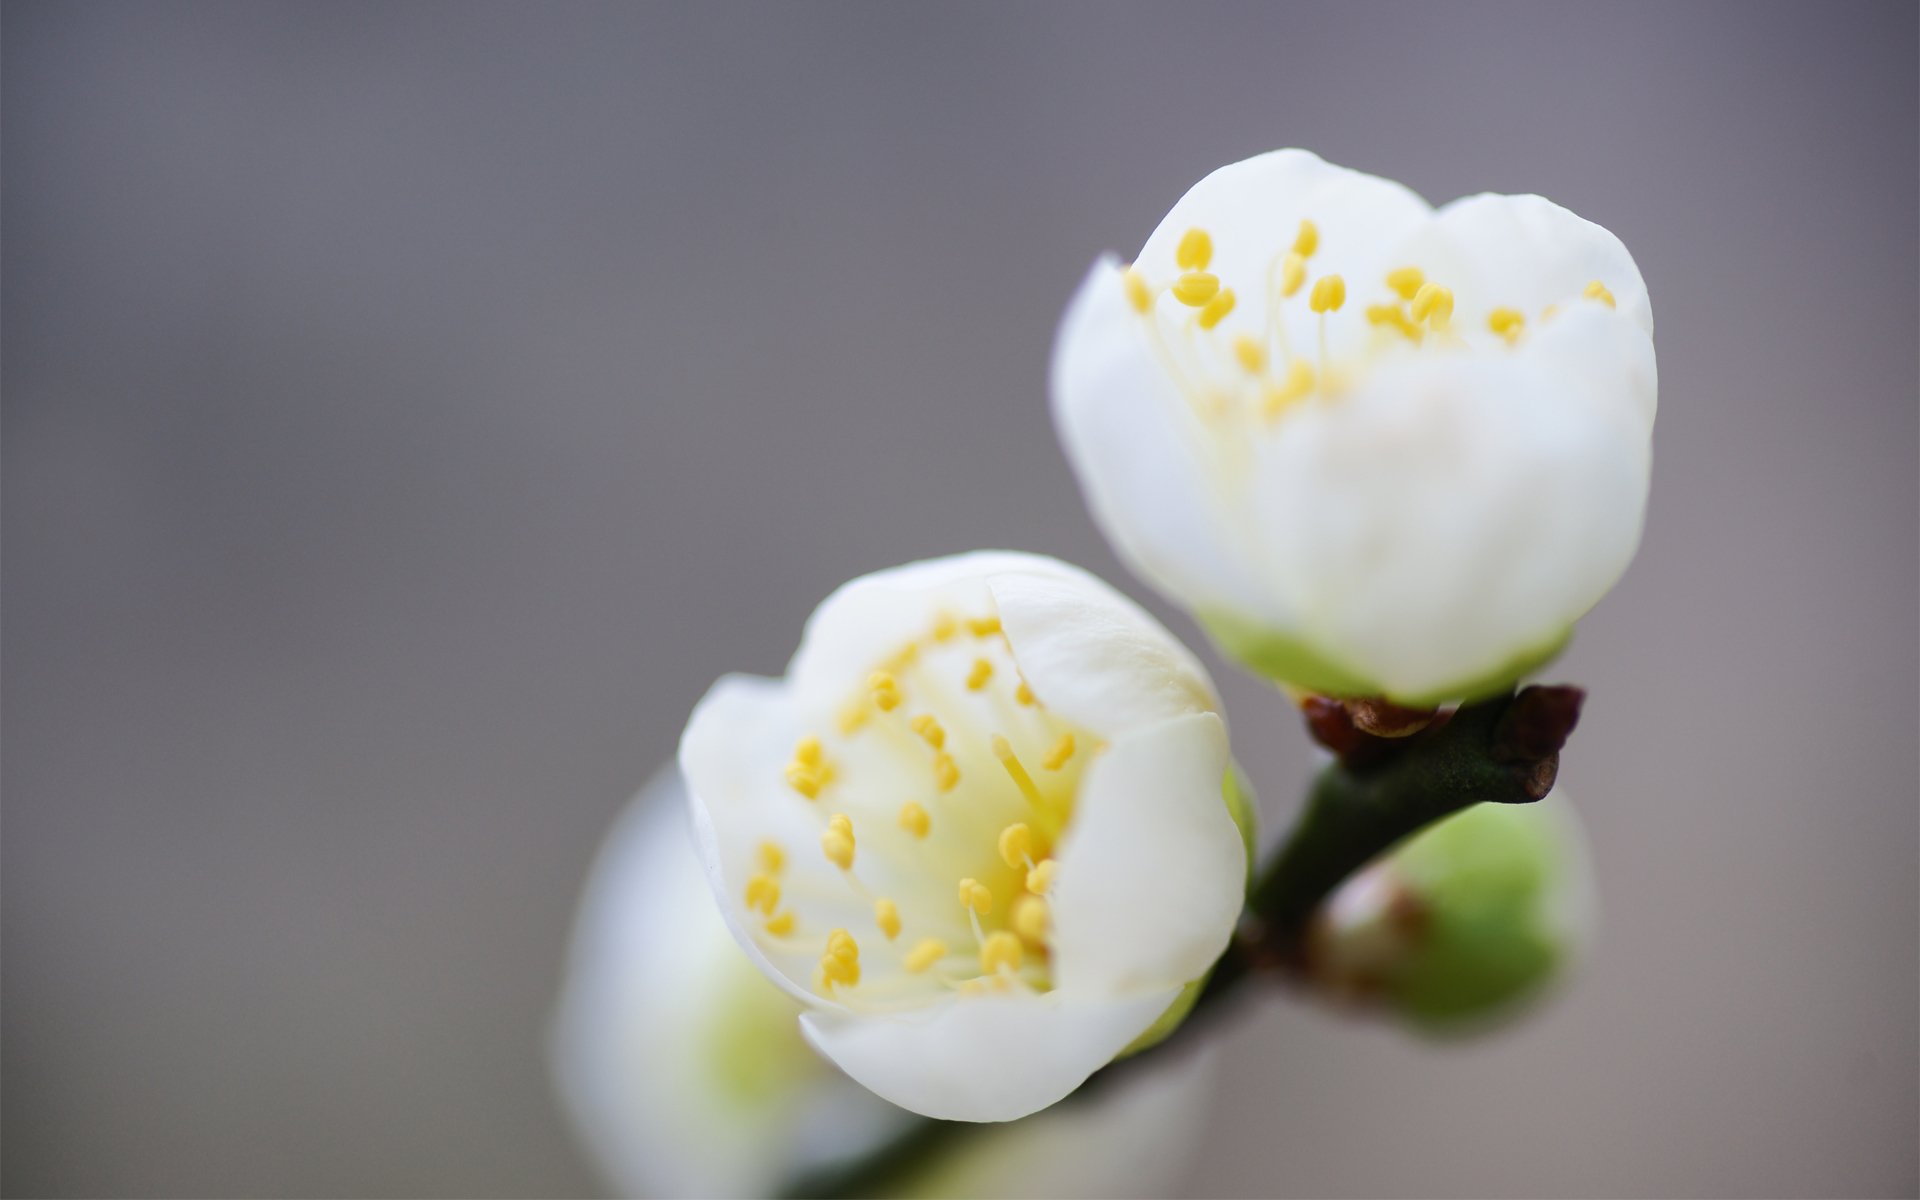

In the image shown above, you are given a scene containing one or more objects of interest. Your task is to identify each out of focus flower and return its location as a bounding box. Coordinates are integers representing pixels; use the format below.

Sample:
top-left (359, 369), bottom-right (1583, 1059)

top-left (1304, 791), bottom-right (1594, 1032)
top-left (678, 552), bottom-right (1251, 1122)
top-left (1052, 149), bottom-right (1656, 705)
top-left (550, 767), bottom-right (1219, 1199)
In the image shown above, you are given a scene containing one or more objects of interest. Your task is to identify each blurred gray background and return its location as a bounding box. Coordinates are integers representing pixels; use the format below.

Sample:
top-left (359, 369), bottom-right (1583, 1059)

top-left (5, 2), bottom-right (1915, 1196)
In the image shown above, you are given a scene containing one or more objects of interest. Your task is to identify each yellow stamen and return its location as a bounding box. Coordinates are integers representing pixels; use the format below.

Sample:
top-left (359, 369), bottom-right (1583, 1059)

top-left (1279, 252), bottom-right (1307, 297)
top-left (1408, 281), bottom-right (1449, 326)
top-left (821, 814), bottom-right (855, 870)
top-left (959, 877), bottom-right (993, 914)
top-left (1175, 227), bottom-right (1214, 271)
top-left (1308, 274), bottom-right (1346, 314)
top-left (1042, 733), bottom-right (1075, 771)
top-left (1011, 893), bottom-right (1050, 944)
top-left (1172, 271), bottom-right (1220, 307)
top-left (897, 800), bottom-right (931, 838)
top-left (1262, 359), bottom-right (1316, 419)
top-left (965, 658), bottom-right (994, 690)
top-left (979, 930), bottom-right (1023, 974)
top-left (1014, 681), bottom-right (1035, 706)
top-left (820, 929), bottom-right (860, 987)
top-left (1231, 333), bottom-right (1266, 374)
top-left (758, 841), bottom-right (786, 874)
top-left (837, 700), bottom-right (869, 735)
top-left (966, 615), bottom-right (1001, 637)
top-left (764, 910), bottom-right (795, 937)
top-left (1386, 266), bottom-right (1425, 300)
top-left (904, 938), bottom-right (948, 973)
top-left (1583, 279), bottom-right (1616, 308)
top-left (793, 735), bottom-right (822, 766)
top-left (874, 897), bottom-right (902, 940)
top-left (1292, 219), bottom-right (1319, 257)
top-left (992, 734), bottom-right (1045, 807)
top-left (933, 752), bottom-right (960, 793)
top-left (1122, 267), bottom-right (1154, 314)
top-left (1366, 303), bottom-right (1422, 342)
top-left (1026, 859), bottom-right (1057, 893)
top-left (868, 671), bottom-right (901, 712)
top-left (785, 763), bottom-right (822, 799)
top-left (1488, 306), bottom-right (1526, 344)
top-left (744, 874), bottom-right (781, 915)
top-left (910, 713), bottom-right (946, 750)
top-left (1197, 287), bottom-right (1235, 330)
top-left (998, 823), bottom-right (1033, 868)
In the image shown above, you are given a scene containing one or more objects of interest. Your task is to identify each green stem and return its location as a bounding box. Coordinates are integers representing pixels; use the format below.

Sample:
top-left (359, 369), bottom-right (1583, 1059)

top-left (781, 688), bottom-right (1564, 1200)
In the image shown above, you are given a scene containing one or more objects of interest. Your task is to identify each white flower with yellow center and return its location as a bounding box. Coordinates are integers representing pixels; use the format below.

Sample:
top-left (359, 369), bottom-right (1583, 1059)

top-left (1052, 149), bottom-right (1657, 705)
top-left (550, 767), bottom-right (1221, 1198)
top-left (678, 551), bottom-right (1251, 1122)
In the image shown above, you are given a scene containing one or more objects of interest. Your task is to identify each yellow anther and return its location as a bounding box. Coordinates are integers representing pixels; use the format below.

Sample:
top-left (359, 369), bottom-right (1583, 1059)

top-left (1262, 359), bottom-right (1316, 419)
top-left (1041, 733), bottom-right (1075, 771)
top-left (931, 611), bottom-right (958, 641)
top-left (1366, 303), bottom-right (1422, 342)
top-left (1026, 858), bottom-right (1058, 894)
top-left (868, 671), bottom-right (901, 712)
top-left (1231, 333), bottom-right (1267, 374)
top-left (785, 762), bottom-right (822, 799)
top-left (1279, 252), bottom-right (1307, 297)
top-left (821, 815), bottom-right (855, 870)
top-left (965, 658), bottom-right (994, 690)
top-left (758, 841), bottom-right (786, 874)
top-left (837, 700), bottom-right (869, 735)
top-left (764, 910), bottom-right (795, 937)
top-left (793, 736), bottom-right (822, 766)
top-left (910, 713), bottom-right (946, 750)
top-left (979, 930), bottom-right (1024, 975)
top-left (959, 877), bottom-right (993, 915)
top-left (1292, 219), bottom-right (1320, 257)
top-left (897, 800), bottom-right (931, 838)
top-left (1122, 267), bottom-right (1154, 314)
top-left (874, 897), bottom-right (902, 940)
top-left (820, 930), bottom-right (860, 987)
top-left (933, 752), bottom-right (960, 792)
top-left (1011, 893), bottom-right (1050, 944)
top-left (1014, 681), bottom-right (1035, 706)
top-left (1197, 287), bottom-right (1236, 330)
top-left (1308, 274), bottom-right (1346, 314)
top-left (1488, 306), bottom-right (1526, 344)
top-left (998, 823), bottom-right (1033, 868)
top-left (1583, 279), bottom-right (1616, 308)
top-left (1386, 266), bottom-right (1425, 300)
top-left (826, 927), bottom-right (859, 963)
top-left (744, 874), bottom-right (781, 915)
top-left (966, 614), bottom-right (1002, 637)
top-left (992, 734), bottom-right (1045, 807)
top-left (1410, 282), bottom-right (1454, 328)
top-left (904, 938), bottom-right (948, 973)
top-left (1171, 271), bottom-right (1220, 307)
top-left (887, 642), bottom-right (919, 670)
top-left (1175, 227), bottom-right (1213, 271)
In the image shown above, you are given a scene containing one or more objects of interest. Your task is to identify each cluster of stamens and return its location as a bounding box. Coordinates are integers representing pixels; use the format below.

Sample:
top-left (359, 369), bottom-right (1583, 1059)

top-left (747, 607), bottom-right (1098, 1007)
top-left (1122, 217), bottom-right (1620, 425)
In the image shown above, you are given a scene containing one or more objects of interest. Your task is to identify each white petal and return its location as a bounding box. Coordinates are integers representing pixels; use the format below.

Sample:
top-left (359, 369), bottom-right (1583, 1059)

top-left (679, 673), bottom-right (856, 1008)
top-left (1389, 191), bottom-right (1653, 341)
top-left (989, 566), bottom-right (1218, 737)
top-left (1050, 712), bottom-right (1244, 995)
top-left (1253, 351), bottom-right (1650, 701)
top-left (785, 550), bottom-right (1087, 711)
top-left (800, 987), bottom-right (1182, 1123)
top-left (550, 769), bottom-right (907, 1198)
top-left (1051, 256), bottom-right (1283, 624)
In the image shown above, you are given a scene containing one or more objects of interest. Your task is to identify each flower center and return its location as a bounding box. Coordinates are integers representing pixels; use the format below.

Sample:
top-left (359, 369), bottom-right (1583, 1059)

top-left (746, 609), bottom-right (1100, 1012)
top-left (1123, 219), bottom-right (1619, 425)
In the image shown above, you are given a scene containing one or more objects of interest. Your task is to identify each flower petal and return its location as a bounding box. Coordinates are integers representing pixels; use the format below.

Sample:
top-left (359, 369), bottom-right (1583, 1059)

top-left (989, 565), bottom-right (1218, 737)
top-left (1052, 256), bottom-right (1285, 625)
top-left (1251, 350), bottom-right (1651, 701)
top-left (1050, 712), bottom-right (1244, 995)
top-left (799, 986), bottom-right (1183, 1122)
